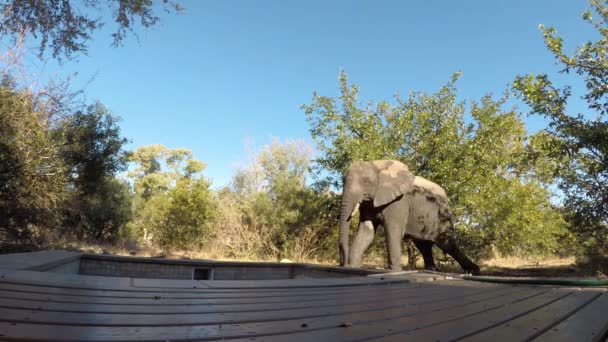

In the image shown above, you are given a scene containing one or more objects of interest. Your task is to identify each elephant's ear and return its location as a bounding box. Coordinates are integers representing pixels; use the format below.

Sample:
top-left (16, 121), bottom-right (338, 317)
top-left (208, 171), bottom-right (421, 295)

top-left (373, 161), bottom-right (414, 207)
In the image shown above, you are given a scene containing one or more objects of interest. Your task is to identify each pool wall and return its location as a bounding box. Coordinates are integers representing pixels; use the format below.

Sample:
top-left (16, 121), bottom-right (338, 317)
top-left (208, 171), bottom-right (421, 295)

top-left (41, 254), bottom-right (379, 280)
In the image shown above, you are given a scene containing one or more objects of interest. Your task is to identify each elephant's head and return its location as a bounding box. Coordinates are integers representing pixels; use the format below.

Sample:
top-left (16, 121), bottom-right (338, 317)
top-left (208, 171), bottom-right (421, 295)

top-left (339, 160), bottom-right (415, 266)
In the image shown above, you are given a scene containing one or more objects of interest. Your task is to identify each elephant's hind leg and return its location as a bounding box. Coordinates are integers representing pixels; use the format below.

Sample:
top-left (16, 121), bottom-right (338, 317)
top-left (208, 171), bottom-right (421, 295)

top-left (413, 239), bottom-right (438, 271)
top-left (435, 233), bottom-right (480, 275)
top-left (349, 220), bottom-right (375, 267)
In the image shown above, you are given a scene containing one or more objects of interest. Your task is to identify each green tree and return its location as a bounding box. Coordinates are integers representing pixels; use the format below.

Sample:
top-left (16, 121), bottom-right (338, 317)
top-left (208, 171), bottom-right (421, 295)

top-left (0, 77), bottom-right (136, 249)
top-left (223, 140), bottom-right (338, 260)
top-left (127, 145), bottom-right (215, 251)
top-left (0, 0), bottom-right (183, 60)
top-left (58, 103), bottom-right (129, 193)
top-left (304, 71), bottom-right (567, 259)
top-left (128, 145), bottom-right (205, 197)
top-left (0, 83), bottom-right (67, 248)
top-left (55, 102), bottom-right (131, 242)
top-left (513, 0), bottom-right (608, 254)
top-left (63, 178), bottom-right (133, 242)
top-left (140, 177), bottom-right (216, 251)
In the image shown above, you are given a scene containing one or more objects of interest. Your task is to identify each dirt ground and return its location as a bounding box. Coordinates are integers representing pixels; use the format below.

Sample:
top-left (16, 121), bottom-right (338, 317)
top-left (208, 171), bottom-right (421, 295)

top-left (41, 242), bottom-right (607, 278)
top-left (358, 254), bottom-right (607, 278)
top-left (478, 256), bottom-right (582, 278)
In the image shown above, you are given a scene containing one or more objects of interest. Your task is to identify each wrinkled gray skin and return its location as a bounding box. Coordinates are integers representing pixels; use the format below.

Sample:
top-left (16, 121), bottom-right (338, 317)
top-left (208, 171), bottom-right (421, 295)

top-left (339, 160), bottom-right (480, 275)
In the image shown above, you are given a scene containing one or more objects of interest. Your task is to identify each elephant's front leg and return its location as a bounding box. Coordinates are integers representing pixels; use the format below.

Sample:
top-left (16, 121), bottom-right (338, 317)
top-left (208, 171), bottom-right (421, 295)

top-left (382, 199), bottom-right (409, 271)
top-left (348, 220), bottom-right (375, 267)
top-left (384, 220), bottom-right (404, 271)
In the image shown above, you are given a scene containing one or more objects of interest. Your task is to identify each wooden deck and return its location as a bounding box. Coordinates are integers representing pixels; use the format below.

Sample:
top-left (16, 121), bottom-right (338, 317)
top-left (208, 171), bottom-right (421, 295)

top-left (0, 251), bottom-right (606, 341)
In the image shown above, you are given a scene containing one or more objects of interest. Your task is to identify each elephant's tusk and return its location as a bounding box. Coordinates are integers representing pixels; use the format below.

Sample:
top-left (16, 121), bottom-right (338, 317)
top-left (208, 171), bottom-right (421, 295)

top-left (349, 203), bottom-right (360, 221)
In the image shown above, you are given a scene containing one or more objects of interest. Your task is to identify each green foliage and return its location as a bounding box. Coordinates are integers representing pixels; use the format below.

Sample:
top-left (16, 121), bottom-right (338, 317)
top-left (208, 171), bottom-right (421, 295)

top-left (0, 0), bottom-right (183, 60)
top-left (304, 71), bottom-right (567, 259)
top-left (219, 140), bottom-right (339, 261)
top-left (57, 103), bottom-right (129, 193)
top-left (53, 103), bottom-right (131, 242)
top-left (0, 0), bottom-right (185, 249)
top-left (137, 178), bottom-right (216, 251)
top-left (127, 145), bottom-right (216, 251)
top-left (513, 0), bottom-right (608, 255)
top-left (128, 145), bottom-right (202, 198)
top-left (0, 85), bottom-right (67, 247)
top-left (0, 79), bottom-right (134, 249)
top-left (63, 177), bottom-right (133, 243)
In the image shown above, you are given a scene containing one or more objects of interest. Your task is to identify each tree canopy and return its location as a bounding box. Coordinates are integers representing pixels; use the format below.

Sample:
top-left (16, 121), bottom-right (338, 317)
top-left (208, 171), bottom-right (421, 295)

top-left (222, 140), bottom-right (336, 260)
top-left (0, 82), bottom-right (132, 247)
top-left (513, 0), bottom-right (608, 255)
top-left (126, 145), bottom-right (215, 251)
top-left (0, 0), bottom-right (183, 60)
top-left (0, 83), bottom-right (66, 246)
top-left (303, 71), bottom-right (567, 258)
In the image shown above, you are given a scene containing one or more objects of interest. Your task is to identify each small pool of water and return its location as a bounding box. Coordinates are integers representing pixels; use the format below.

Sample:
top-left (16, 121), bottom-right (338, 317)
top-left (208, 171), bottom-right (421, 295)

top-left (42, 254), bottom-right (376, 280)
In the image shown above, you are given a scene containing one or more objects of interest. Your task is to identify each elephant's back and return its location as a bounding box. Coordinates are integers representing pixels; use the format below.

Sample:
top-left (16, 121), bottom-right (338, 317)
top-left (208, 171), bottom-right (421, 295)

top-left (412, 176), bottom-right (448, 203)
top-left (406, 177), bottom-right (451, 240)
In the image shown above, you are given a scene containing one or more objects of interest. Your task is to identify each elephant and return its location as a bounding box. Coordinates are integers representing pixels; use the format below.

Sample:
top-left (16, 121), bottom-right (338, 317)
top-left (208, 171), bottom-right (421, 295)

top-left (338, 160), bottom-right (480, 275)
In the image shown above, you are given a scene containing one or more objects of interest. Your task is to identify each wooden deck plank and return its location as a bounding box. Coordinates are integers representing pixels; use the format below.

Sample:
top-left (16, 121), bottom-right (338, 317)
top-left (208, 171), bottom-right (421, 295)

top-left (0, 277), bottom-right (408, 294)
top-left (0, 281), bottom-right (407, 296)
top-left (0, 283), bottom-right (426, 308)
top-left (0, 284), bottom-right (442, 306)
top-left (2, 251), bottom-right (605, 341)
top-left (365, 289), bottom-right (577, 342)
top-left (0, 251), bottom-right (80, 271)
top-left (0, 282), bottom-right (377, 299)
top-left (199, 276), bottom-right (410, 289)
top-left (133, 277), bottom-right (347, 289)
top-left (0, 282), bottom-right (427, 304)
top-left (0, 279), bottom-right (495, 303)
top-left (0, 270), bottom-right (412, 292)
top-left (0, 270), bottom-right (134, 290)
top-left (459, 289), bottom-right (603, 341)
top-left (0, 281), bottom-right (496, 315)
top-left (0, 286), bottom-right (532, 341)
top-left (533, 291), bottom-right (608, 342)
top-left (209, 286), bottom-right (551, 342)
top-left (0, 285), bottom-right (423, 305)
top-left (0, 277), bottom-right (496, 299)
top-left (0, 283), bottom-right (512, 327)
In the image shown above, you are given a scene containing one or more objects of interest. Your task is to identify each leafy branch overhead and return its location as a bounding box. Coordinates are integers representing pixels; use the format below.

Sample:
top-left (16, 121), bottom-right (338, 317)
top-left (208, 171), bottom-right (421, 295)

top-left (513, 0), bottom-right (608, 254)
top-left (0, 0), bottom-right (184, 60)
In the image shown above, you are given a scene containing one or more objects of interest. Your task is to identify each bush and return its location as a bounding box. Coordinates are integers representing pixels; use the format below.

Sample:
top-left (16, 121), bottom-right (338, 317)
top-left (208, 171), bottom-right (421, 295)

top-left (0, 85), bottom-right (67, 248)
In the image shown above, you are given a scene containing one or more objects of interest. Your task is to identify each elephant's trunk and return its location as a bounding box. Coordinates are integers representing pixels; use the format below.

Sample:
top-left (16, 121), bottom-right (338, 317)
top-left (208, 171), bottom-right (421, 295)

top-left (339, 191), bottom-right (360, 267)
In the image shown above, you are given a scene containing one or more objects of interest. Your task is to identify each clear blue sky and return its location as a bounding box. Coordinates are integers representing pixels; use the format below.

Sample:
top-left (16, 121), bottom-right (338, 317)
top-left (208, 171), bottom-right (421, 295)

top-left (38, 0), bottom-right (595, 187)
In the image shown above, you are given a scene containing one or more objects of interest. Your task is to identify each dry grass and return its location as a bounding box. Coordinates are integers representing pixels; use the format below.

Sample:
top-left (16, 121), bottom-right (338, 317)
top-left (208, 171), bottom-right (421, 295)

top-left (53, 238), bottom-right (599, 278)
top-left (357, 253), bottom-right (581, 277)
top-left (479, 255), bottom-right (580, 278)
top-left (57, 241), bottom-right (275, 262)
top-left (481, 255), bottom-right (575, 269)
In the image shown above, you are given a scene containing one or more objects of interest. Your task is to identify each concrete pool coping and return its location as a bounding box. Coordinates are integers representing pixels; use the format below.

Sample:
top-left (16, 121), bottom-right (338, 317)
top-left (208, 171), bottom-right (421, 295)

top-left (19, 251), bottom-right (385, 281)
